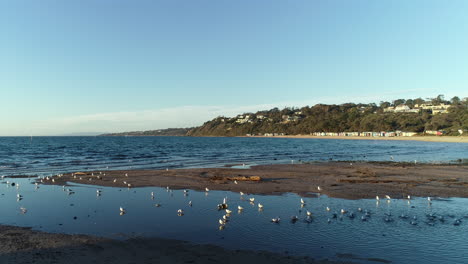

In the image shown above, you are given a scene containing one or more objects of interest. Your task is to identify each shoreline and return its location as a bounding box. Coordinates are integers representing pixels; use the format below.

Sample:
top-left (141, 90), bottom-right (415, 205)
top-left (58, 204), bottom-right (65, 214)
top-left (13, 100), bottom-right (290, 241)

top-left (244, 135), bottom-right (468, 143)
top-left (40, 162), bottom-right (468, 200)
top-left (0, 225), bottom-right (351, 264)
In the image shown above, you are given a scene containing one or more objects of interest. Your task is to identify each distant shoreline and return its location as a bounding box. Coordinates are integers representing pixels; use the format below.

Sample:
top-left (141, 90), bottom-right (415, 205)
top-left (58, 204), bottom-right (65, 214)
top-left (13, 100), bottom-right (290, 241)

top-left (244, 135), bottom-right (468, 143)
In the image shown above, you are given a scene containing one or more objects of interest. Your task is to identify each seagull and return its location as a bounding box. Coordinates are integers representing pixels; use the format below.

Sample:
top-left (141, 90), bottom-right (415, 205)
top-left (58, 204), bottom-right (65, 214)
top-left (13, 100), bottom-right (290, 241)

top-left (300, 198), bottom-right (306, 204)
top-left (225, 209), bottom-right (232, 214)
top-left (177, 209), bottom-right (184, 216)
top-left (271, 217), bottom-right (281, 223)
top-left (326, 207), bottom-right (331, 211)
top-left (234, 180), bottom-right (238, 184)
top-left (407, 195), bottom-right (411, 200)
top-left (385, 195), bottom-right (391, 199)
top-left (113, 179), bottom-right (117, 183)
top-left (120, 207), bottom-right (126, 214)
top-left (219, 219), bottom-right (225, 225)
top-left (240, 192), bottom-right (244, 196)
top-left (249, 198), bottom-right (255, 202)
top-left (317, 186), bottom-right (322, 191)
top-left (17, 194), bottom-right (22, 199)
top-left (376, 196), bottom-right (380, 201)
top-left (154, 204), bottom-right (161, 207)
top-left (188, 201), bottom-right (192, 206)
top-left (258, 203), bottom-right (263, 209)
top-left (125, 173), bottom-right (128, 177)
top-left (205, 187), bottom-right (209, 192)
top-left (238, 205), bottom-right (244, 210)
top-left (20, 207), bottom-right (27, 214)
top-left (341, 209), bottom-right (347, 214)
top-left (306, 210), bottom-right (312, 216)
top-left (151, 192), bottom-right (154, 197)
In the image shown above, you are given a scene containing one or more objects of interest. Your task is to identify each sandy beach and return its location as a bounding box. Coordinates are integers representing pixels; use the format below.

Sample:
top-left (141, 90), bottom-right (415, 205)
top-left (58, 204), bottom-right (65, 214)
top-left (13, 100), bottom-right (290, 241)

top-left (43, 162), bottom-right (468, 200)
top-left (248, 135), bottom-right (468, 143)
top-left (0, 225), bottom-right (355, 264)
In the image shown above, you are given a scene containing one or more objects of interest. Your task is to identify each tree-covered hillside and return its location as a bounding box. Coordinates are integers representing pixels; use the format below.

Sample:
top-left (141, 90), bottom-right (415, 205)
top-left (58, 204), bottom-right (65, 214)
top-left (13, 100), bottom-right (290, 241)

top-left (187, 96), bottom-right (468, 136)
top-left (101, 128), bottom-right (192, 137)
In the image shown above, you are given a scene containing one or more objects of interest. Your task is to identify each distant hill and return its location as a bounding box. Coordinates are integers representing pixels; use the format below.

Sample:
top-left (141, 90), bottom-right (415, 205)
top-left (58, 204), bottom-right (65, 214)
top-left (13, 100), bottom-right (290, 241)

top-left (99, 95), bottom-right (467, 137)
top-left (100, 128), bottom-right (192, 137)
top-left (59, 132), bottom-right (103, 136)
top-left (188, 95), bottom-right (468, 137)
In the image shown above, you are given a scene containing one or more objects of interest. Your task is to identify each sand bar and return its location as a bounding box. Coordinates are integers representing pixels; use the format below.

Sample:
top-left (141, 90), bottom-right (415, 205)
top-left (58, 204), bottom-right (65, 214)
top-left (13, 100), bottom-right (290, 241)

top-left (42, 162), bottom-right (468, 199)
top-left (0, 225), bottom-right (353, 264)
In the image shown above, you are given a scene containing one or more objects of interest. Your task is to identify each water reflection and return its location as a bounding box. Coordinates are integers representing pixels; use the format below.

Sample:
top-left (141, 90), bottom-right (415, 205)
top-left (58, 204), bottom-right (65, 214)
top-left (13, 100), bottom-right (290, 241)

top-left (0, 177), bottom-right (467, 263)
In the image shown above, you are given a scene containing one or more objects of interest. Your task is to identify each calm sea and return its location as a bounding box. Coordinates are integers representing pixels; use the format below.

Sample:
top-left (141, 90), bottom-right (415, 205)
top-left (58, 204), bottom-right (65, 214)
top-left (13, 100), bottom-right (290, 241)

top-left (0, 136), bottom-right (466, 177)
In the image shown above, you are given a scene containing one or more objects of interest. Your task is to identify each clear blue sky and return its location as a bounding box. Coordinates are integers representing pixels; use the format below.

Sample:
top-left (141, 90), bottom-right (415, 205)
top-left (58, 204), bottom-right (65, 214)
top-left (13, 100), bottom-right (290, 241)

top-left (1, 0), bottom-right (467, 135)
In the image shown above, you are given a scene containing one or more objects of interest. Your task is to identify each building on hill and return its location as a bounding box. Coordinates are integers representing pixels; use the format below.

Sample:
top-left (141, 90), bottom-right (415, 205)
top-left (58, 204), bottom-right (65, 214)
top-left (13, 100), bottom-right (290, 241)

top-left (414, 103), bottom-right (451, 114)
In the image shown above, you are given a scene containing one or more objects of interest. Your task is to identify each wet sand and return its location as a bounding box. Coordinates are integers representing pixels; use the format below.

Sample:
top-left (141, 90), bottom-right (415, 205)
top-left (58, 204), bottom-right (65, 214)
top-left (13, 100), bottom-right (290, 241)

top-left (43, 162), bottom-right (468, 199)
top-left (249, 135), bottom-right (468, 143)
top-left (0, 225), bottom-right (352, 264)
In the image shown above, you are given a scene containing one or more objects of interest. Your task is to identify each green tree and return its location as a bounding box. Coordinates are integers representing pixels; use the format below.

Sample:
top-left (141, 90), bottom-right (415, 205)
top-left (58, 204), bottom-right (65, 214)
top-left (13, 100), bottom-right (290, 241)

top-left (393, 99), bottom-right (405, 106)
top-left (451, 96), bottom-right (461, 105)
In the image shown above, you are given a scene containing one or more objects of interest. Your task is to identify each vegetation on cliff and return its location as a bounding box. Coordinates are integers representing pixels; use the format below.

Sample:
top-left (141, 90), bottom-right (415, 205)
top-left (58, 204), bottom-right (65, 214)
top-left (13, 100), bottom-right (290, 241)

top-left (101, 128), bottom-right (192, 137)
top-left (187, 95), bottom-right (468, 136)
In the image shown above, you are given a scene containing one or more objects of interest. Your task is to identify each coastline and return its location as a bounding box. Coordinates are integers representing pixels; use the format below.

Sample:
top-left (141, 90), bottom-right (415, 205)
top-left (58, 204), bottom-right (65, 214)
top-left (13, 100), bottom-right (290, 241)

top-left (245, 135), bottom-right (468, 143)
top-left (0, 225), bottom-right (351, 264)
top-left (41, 162), bottom-right (468, 200)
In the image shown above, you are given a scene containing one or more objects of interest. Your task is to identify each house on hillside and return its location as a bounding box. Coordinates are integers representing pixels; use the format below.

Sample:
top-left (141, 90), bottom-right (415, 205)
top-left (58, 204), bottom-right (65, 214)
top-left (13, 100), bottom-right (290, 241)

top-left (384, 105), bottom-right (419, 113)
top-left (415, 103), bottom-right (451, 114)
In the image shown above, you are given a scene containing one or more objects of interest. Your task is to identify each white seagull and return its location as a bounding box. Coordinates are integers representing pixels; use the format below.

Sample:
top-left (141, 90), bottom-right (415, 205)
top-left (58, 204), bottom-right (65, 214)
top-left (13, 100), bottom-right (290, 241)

top-left (271, 217), bottom-right (281, 223)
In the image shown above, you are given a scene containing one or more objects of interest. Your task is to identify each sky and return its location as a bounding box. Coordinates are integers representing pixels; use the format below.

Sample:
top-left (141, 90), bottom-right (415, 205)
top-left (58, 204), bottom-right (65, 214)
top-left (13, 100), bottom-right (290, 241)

top-left (1, 0), bottom-right (467, 136)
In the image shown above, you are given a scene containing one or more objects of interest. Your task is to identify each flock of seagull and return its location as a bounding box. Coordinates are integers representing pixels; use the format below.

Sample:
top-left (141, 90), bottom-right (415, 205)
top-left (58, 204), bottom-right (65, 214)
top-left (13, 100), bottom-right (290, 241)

top-left (2, 173), bottom-right (465, 229)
